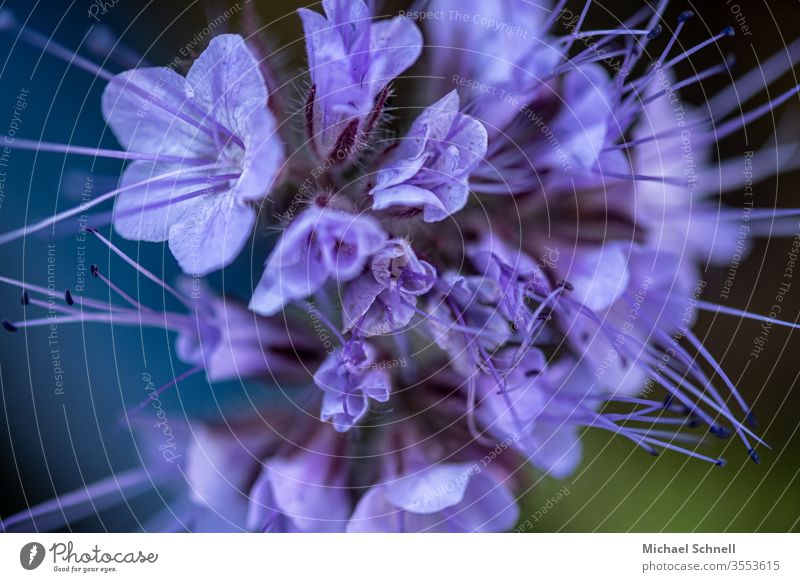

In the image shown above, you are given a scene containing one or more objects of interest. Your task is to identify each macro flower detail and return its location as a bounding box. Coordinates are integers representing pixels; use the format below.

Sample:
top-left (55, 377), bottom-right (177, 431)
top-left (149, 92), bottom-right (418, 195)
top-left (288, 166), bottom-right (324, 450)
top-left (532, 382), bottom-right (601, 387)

top-left (299, 0), bottom-right (422, 159)
top-left (347, 463), bottom-right (519, 533)
top-left (0, 29), bottom-right (285, 274)
top-left (103, 34), bottom-right (284, 275)
top-left (249, 206), bottom-right (387, 316)
top-left (1, 0), bottom-right (799, 537)
top-left (313, 340), bottom-right (391, 432)
top-left (246, 437), bottom-right (351, 532)
top-left (342, 238), bottom-right (436, 335)
top-left (0, 230), bottom-right (316, 386)
top-left (370, 91), bottom-right (488, 221)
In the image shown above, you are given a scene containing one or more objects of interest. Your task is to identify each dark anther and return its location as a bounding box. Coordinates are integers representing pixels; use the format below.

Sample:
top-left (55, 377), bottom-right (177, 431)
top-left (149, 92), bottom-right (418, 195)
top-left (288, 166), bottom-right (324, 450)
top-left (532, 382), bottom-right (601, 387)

top-left (709, 425), bottom-right (732, 439)
top-left (748, 448), bottom-right (761, 465)
top-left (678, 10), bottom-right (695, 22)
top-left (90, 264), bottom-right (99, 277)
top-left (647, 25), bottom-right (662, 40)
top-left (2, 320), bottom-right (18, 332)
top-left (745, 412), bottom-right (758, 428)
top-left (64, 289), bottom-right (75, 306)
top-left (21, 290), bottom-right (29, 305)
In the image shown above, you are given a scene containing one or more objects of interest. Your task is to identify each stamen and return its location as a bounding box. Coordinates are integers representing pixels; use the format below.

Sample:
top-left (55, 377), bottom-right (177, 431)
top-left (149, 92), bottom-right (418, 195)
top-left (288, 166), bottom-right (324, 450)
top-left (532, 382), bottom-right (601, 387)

top-left (91, 264), bottom-right (152, 313)
top-left (85, 24), bottom-right (149, 69)
top-left (696, 299), bottom-right (800, 330)
top-left (661, 27), bottom-right (735, 72)
top-left (122, 365), bottom-right (204, 422)
top-left (711, 84), bottom-right (800, 142)
top-left (542, 0), bottom-right (569, 33)
top-left (0, 467), bottom-right (156, 532)
top-left (684, 329), bottom-right (752, 419)
top-left (0, 11), bottom-right (115, 81)
top-left (707, 37), bottom-right (800, 118)
top-left (304, 84), bottom-right (320, 160)
top-left (305, 301), bottom-right (346, 346)
top-left (0, 163), bottom-right (231, 246)
top-left (88, 229), bottom-right (193, 309)
top-left (0, 275), bottom-right (125, 312)
top-left (3, 137), bottom-right (215, 164)
top-left (638, 57), bottom-right (735, 108)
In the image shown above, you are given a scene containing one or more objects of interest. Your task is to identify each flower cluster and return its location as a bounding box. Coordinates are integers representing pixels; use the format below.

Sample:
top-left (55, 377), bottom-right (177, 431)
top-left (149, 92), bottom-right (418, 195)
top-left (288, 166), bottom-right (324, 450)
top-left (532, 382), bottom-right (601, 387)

top-left (1, 0), bottom-right (799, 533)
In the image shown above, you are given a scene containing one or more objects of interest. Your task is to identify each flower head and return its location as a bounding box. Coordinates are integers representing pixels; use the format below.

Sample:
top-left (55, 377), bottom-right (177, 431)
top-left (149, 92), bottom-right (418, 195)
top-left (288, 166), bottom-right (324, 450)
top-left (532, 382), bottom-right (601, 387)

top-left (1, 0), bottom-right (798, 535)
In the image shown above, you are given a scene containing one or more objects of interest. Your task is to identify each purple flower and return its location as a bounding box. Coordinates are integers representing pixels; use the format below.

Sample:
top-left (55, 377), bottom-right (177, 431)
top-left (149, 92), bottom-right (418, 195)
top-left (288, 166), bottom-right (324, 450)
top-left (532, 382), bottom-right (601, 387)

top-left (424, 0), bottom-right (560, 130)
top-left (175, 280), bottom-right (317, 384)
top-left (370, 91), bottom-right (488, 221)
top-left (4, 1), bottom-right (799, 535)
top-left (473, 64), bottom-right (615, 196)
top-left (299, 0), bottom-right (422, 158)
top-left (103, 34), bottom-right (284, 275)
top-left (249, 206), bottom-right (387, 316)
top-left (0, 231), bottom-right (316, 386)
top-left (313, 340), bottom-right (391, 432)
top-left (246, 437), bottom-right (351, 532)
top-left (477, 352), bottom-right (596, 479)
top-left (184, 424), bottom-right (273, 532)
top-left (467, 233), bottom-right (551, 327)
top-left (342, 238), bottom-right (436, 335)
top-left (632, 74), bottom-right (744, 264)
top-left (347, 463), bottom-right (519, 533)
top-left (426, 272), bottom-right (511, 376)
top-left (552, 243), bottom-right (698, 394)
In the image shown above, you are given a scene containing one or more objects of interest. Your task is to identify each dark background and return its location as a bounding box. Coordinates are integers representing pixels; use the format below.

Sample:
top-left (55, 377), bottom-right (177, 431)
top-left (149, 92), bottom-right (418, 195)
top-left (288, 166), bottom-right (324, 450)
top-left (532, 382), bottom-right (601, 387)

top-left (0, 0), bottom-right (798, 532)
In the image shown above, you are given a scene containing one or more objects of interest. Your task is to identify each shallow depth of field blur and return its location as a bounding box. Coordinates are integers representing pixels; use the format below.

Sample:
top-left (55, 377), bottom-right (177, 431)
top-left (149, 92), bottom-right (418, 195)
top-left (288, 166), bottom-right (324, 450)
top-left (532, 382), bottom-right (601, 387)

top-left (0, 0), bottom-right (798, 532)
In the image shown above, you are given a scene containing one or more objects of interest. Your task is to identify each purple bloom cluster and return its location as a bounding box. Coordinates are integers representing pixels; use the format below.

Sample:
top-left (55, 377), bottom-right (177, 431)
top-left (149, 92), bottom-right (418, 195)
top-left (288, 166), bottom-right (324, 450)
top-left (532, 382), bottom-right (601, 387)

top-left (1, 0), bottom-right (799, 532)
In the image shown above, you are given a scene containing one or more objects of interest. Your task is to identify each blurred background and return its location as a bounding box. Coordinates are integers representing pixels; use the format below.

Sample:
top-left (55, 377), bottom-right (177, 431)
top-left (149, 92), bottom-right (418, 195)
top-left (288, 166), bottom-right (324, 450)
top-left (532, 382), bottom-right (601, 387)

top-left (0, 0), bottom-right (798, 532)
